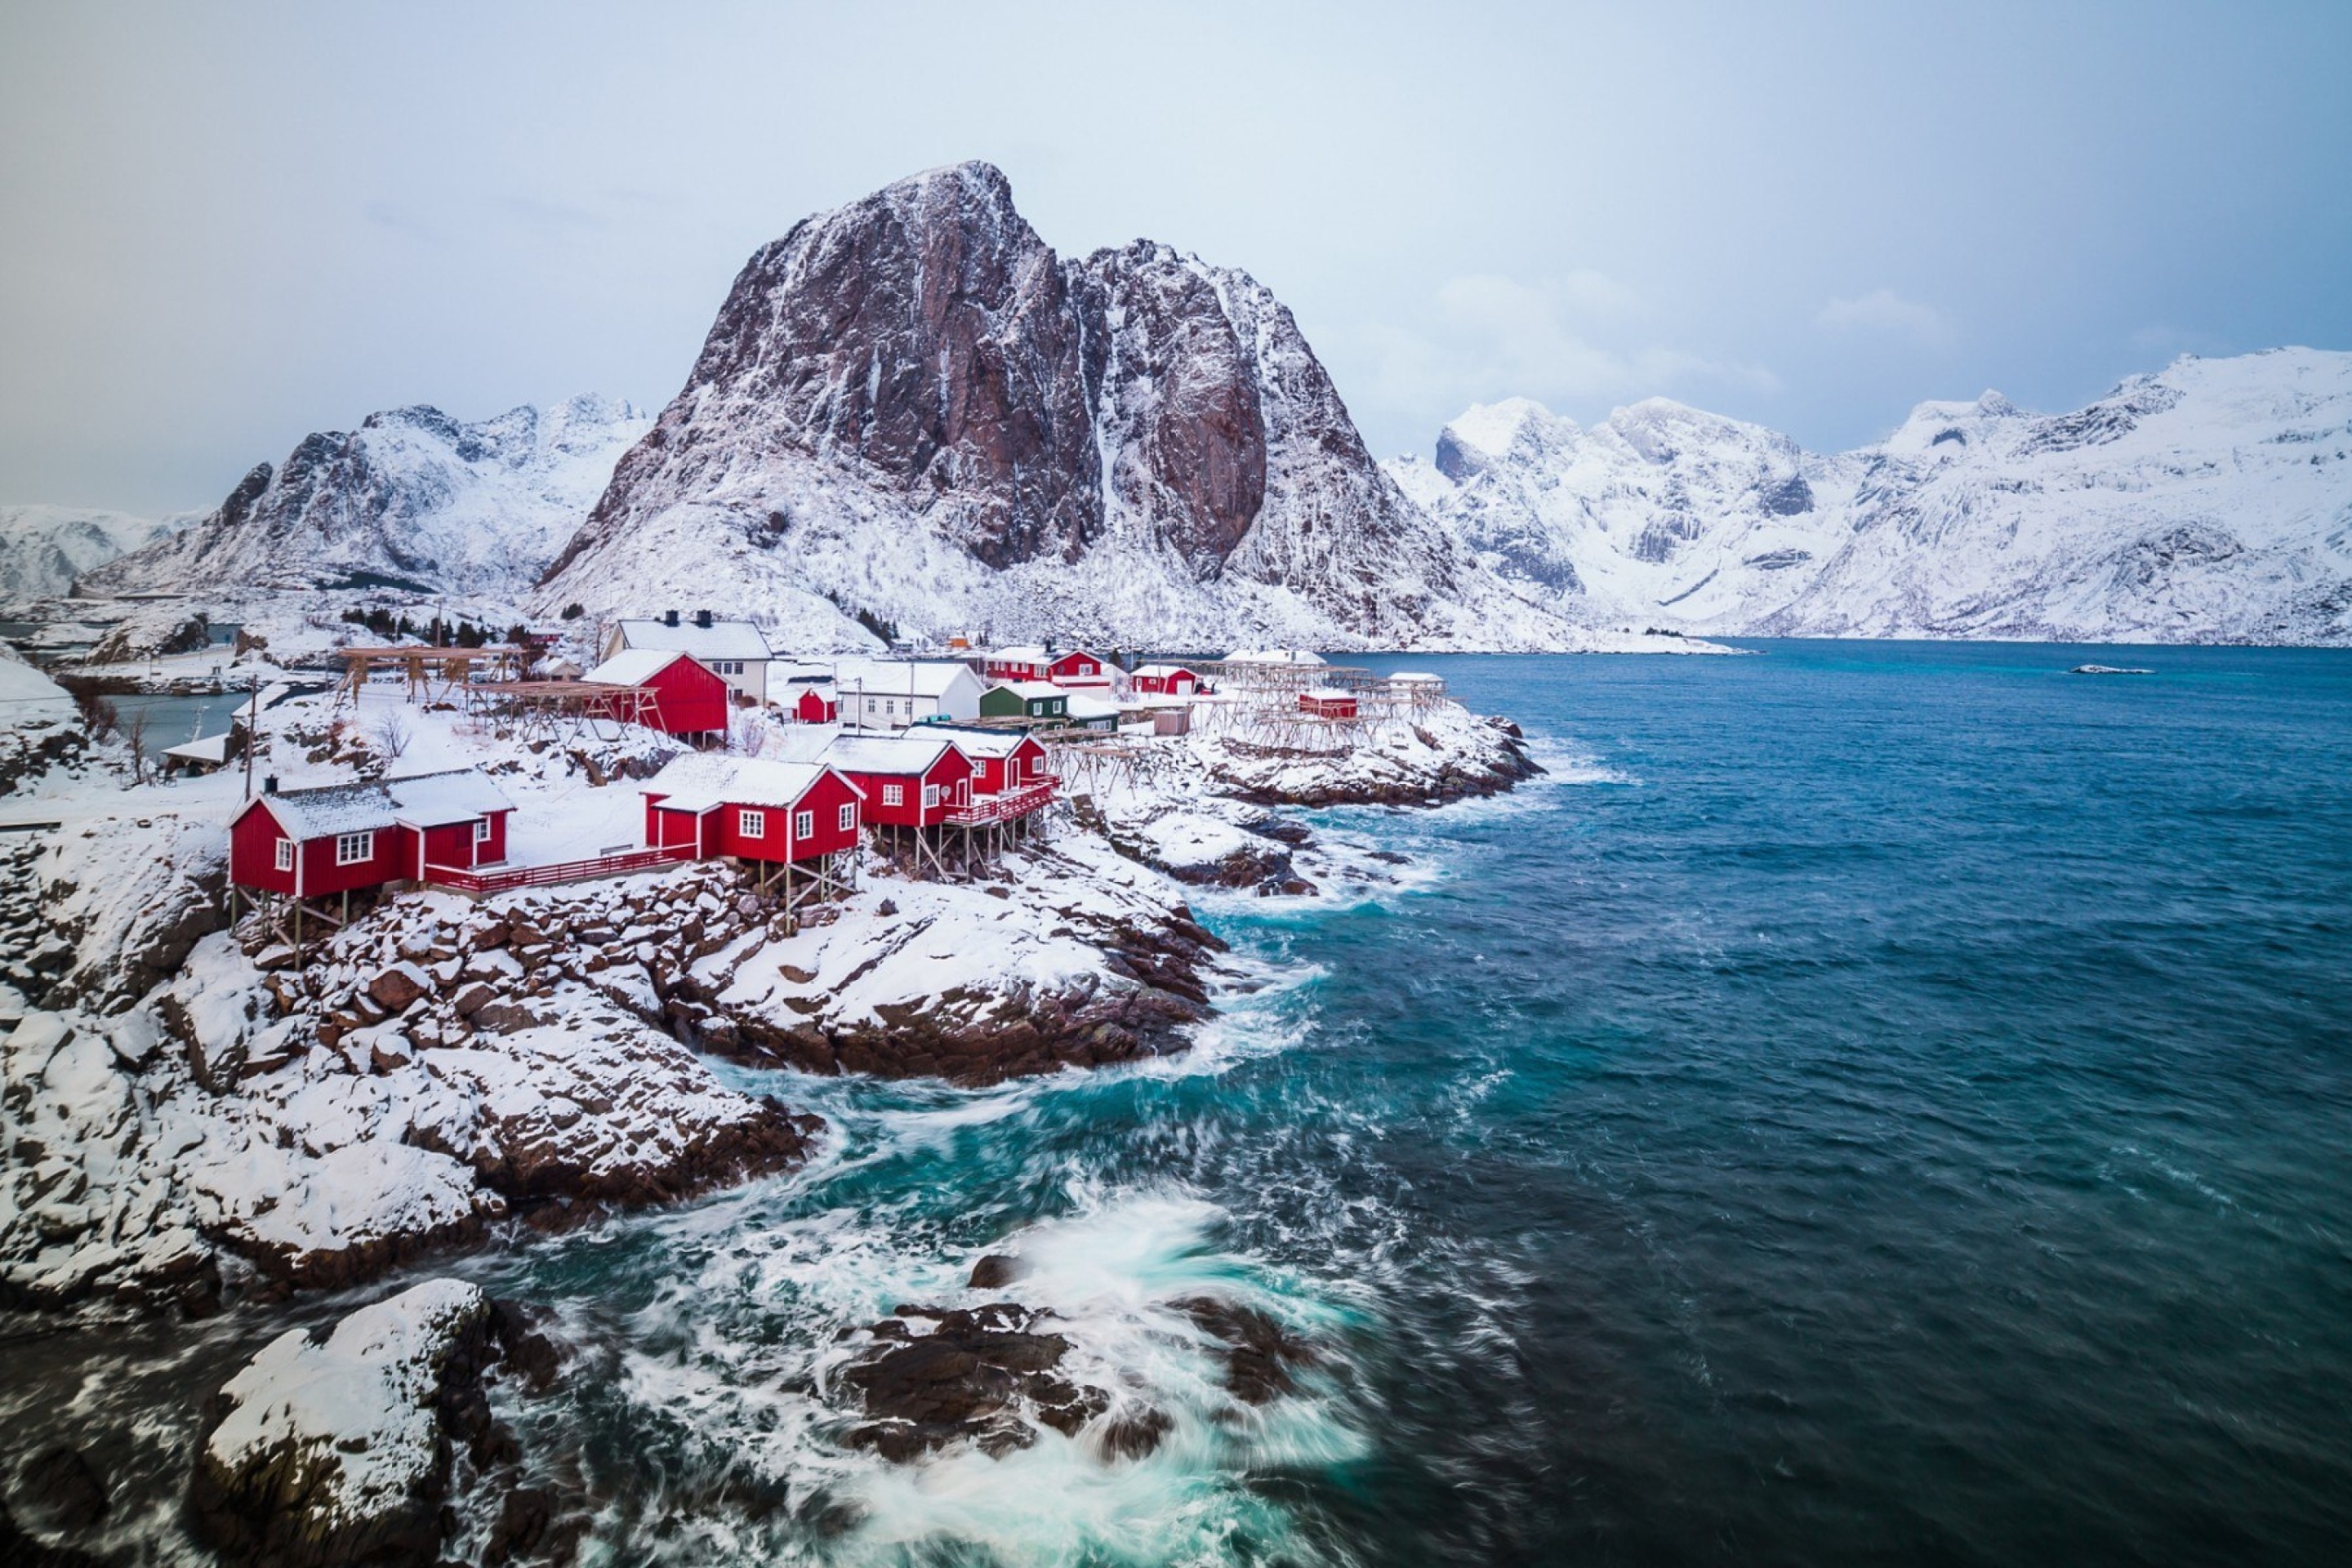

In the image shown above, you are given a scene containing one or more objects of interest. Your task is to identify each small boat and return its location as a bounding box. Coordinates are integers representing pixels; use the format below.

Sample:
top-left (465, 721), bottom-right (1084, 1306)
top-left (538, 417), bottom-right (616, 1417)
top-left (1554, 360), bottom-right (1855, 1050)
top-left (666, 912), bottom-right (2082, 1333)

top-left (2069, 664), bottom-right (2154, 675)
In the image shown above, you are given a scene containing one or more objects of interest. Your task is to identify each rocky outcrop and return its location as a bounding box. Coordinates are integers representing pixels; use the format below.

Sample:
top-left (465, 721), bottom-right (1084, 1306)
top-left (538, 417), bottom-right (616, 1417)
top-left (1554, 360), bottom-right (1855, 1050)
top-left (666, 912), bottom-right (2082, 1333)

top-left (188, 1280), bottom-right (559, 1568)
top-left (78, 397), bottom-right (648, 601)
top-left (537, 162), bottom-right (1570, 653)
top-left (833, 1303), bottom-right (1111, 1461)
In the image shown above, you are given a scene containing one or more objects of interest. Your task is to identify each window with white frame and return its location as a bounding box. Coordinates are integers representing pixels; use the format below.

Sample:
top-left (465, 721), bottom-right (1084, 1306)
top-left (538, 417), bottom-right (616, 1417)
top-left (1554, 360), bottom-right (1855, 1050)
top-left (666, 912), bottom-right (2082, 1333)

top-left (882, 784), bottom-right (903, 807)
top-left (713, 660), bottom-right (743, 676)
top-left (334, 831), bottom-right (373, 866)
top-left (922, 784), bottom-right (938, 808)
top-left (473, 817), bottom-right (492, 844)
top-left (274, 837), bottom-right (293, 872)
top-left (837, 803), bottom-right (855, 831)
top-left (795, 809), bottom-right (813, 838)
top-left (739, 808), bottom-right (764, 838)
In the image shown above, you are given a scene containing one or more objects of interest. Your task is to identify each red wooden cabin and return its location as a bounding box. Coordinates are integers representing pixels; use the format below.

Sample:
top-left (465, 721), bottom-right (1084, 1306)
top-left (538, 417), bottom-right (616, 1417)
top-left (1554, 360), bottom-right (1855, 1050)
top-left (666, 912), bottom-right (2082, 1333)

top-left (924, 727), bottom-right (1058, 823)
top-left (982, 645), bottom-right (1112, 689)
top-left (1128, 663), bottom-right (1202, 697)
top-left (583, 649), bottom-right (732, 739)
top-left (639, 755), bottom-right (863, 862)
top-left (794, 685), bottom-right (839, 724)
top-left (229, 769), bottom-right (514, 899)
top-left (822, 733), bottom-right (976, 827)
top-left (1298, 688), bottom-right (1359, 719)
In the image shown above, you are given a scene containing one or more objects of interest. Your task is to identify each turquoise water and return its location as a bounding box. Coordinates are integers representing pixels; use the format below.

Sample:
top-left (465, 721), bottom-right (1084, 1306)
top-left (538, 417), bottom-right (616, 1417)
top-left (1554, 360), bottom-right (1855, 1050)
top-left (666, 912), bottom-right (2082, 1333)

top-left (16, 643), bottom-right (2352, 1563)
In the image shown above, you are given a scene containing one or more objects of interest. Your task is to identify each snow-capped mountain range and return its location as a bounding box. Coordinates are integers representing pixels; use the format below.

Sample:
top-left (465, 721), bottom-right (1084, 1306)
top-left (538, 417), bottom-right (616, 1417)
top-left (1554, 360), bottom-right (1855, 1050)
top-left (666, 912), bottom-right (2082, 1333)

top-left (1390, 348), bottom-right (2352, 644)
top-left (0, 506), bottom-right (179, 599)
top-left (537, 162), bottom-right (1582, 653)
top-left (78, 396), bottom-right (649, 601)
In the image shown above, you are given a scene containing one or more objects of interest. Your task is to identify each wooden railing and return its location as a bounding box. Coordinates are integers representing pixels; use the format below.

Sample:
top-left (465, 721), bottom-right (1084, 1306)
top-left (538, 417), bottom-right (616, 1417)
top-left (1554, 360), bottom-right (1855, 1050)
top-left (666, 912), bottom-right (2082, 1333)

top-left (943, 777), bottom-right (1058, 826)
top-left (422, 844), bottom-right (695, 894)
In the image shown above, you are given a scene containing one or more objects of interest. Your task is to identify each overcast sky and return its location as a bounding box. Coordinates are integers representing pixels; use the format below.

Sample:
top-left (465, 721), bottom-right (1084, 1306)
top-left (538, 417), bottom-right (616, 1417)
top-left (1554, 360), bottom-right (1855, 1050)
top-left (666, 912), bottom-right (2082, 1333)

top-left (4, 0), bottom-right (2348, 516)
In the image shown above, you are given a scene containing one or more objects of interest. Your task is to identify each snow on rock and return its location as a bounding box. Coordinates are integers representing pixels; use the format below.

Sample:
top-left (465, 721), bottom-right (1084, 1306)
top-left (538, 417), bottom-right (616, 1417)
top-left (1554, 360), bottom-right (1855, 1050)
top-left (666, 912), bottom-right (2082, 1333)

top-left (189, 1277), bottom-right (497, 1567)
top-left (1395, 348), bottom-right (2352, 644)
top-left (78, 395), bottom-right (649, 603)
top-left (536, 162), bottom-right (1588, 653)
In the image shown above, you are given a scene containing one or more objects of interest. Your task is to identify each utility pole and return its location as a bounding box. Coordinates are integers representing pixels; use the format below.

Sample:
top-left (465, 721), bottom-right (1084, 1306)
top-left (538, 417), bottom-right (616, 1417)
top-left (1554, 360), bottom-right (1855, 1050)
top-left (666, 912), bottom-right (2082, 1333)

top-left (243, 672), bottom-right (260, 799)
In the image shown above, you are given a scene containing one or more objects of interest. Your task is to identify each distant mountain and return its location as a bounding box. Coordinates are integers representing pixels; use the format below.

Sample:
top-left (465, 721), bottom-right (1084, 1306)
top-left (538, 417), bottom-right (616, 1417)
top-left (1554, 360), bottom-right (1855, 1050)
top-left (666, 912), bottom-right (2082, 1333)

top-left (537, 162), bottom-right (1584, 653)
top-left (0, 506), bottom-right (176, 599)
top-left (78, 396), bottom-right (649, 602)
top-left (1390, 349), bottom-right (2352, 644)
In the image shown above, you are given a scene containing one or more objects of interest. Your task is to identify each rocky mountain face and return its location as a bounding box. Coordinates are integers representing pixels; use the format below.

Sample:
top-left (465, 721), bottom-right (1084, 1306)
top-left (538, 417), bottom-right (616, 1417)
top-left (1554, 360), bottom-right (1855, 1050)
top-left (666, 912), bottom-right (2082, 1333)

top-left (539, 163), bottom-right (1570, 652)
top-left (78, 396), bottom-right (648, 602)
top-left (1390, 349), bottom-right (2352, 643)
top-left (0, 506), bottom-right (176, 599)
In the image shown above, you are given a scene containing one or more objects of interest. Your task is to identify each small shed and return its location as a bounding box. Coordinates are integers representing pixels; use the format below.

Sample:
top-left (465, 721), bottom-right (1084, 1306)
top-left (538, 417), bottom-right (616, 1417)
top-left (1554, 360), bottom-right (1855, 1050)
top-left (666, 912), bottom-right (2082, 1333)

top-left (1063, 693), bottom-right (1121, 733)
top-left (1128, 664), bottom-right (1203, 697)
top-left (1298, 688), bottom-right (1359, 719)
top-left (583, 648), bottom-right (732, 739)
top-left (978, 681), bottom-right (1069, 722)
top-left (794, 685), bottom-right (839, 724)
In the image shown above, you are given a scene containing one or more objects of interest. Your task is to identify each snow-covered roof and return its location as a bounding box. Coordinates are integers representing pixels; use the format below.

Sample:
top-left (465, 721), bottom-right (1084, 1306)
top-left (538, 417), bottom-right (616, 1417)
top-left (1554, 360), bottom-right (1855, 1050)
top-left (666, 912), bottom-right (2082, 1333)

top-left (924, 727), bottom-right (1037, 760)
top-left (386, 768), bottom-right (515, 828)
top-left (1226, 648), bottom-right (1326, 665)
top-left (1386, 670), bottom-right (1442, 683)
top-left (1302, 686), bottom-right (1355, 700)
top-left (247, 768), bottom-right (512, 840)
top-left (639, 753), bottom-right (849, 813)
top-left (831, 659), bottom-right (978, 698)
top-left (989, 645), bottom-right (1049, 662)
top-left (1132, 663), bottom-right (1198, 678)
top-left (993, 680), bottom-right (1065, 701)
top-left (164, 733), bottom-right (234, 764)
top-left (1066, 693), bottom-right (1120, 719)
top-left (613, 618), bottom-right (773, 662)
top-left (585, 648), bottom-right (692, 687)
top-left (823, 733), bottom-right (968, 776)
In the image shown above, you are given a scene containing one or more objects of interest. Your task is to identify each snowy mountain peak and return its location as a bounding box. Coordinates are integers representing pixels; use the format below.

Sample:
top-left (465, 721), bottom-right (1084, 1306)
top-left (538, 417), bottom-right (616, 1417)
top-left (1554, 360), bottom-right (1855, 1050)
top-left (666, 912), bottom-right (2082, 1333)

top-left (79, 397), bottom-right (650, 599)
top-left (1392, 346), bottom-right (2352, 644)
top-left (1437, 399), bottom-right (1561, 477)
top-left (537, 165), bottom-right (1579, 651)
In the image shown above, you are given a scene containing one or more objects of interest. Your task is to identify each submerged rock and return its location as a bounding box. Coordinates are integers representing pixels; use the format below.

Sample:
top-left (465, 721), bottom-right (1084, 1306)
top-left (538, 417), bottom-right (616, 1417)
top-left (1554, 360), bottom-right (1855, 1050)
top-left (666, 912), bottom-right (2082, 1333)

top-left (1178, 1295), bottom-right (1319, 1405)
top-left (835, 1303), bottom-right (1111, 1461)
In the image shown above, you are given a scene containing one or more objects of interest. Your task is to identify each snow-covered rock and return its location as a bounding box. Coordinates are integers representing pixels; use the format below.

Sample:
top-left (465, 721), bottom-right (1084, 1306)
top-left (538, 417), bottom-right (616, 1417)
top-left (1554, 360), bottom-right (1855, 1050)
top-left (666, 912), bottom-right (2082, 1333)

top-left (78, 396), bottom-right (649, 602)
top-left (537, 162), bottom-right (1587, 653)
top-left (1392, 348), bottom-right (2352, 644)
top-left (0, 504), bottom-right (175, 599)
top-left (189, 1277), bottom-right (496, 1567)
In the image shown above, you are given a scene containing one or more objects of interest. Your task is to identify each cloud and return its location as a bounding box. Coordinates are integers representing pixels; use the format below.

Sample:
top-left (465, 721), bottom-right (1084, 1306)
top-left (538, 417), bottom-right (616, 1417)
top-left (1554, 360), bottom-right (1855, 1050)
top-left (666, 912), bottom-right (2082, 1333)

top-left (1356, 271), bottom-right (1779, 429)
top-left (1815, 288), bottom-right (1955, 350)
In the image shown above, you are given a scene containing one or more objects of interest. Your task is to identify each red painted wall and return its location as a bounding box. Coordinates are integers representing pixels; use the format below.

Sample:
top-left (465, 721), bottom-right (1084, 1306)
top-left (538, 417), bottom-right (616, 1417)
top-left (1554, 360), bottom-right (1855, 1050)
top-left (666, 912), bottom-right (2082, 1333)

top-left (229, 801), bottom-right (299, 894)
top-left (644, 800), bottom-right (711, 852)
top-left (842, 748), bottom-right (974, 827)
top-left (713, 769), bottom-right (862, 862)
top-left (638, 656), bottom-right (731, 737)
top-left (297, 822), bottom-right (404, 897)
top-left (795, 688), bottom-right (838, 723)
top-left (1048, 652), bottom-right (1104, 684)
top-left (1132, 669), bottom-right (1197, 696)
top-left (421, 822), bottom-right (474, 874)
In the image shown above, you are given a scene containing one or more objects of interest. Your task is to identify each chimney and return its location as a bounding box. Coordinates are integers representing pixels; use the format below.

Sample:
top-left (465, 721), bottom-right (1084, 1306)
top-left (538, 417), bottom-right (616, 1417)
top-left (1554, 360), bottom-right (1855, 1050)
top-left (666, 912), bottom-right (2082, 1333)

top-left (696, 608), bottom-right (714, 629)
top-left (664, 608), bottom-right (680, 627)
top-left (263, 775), bottom-right (279, 795)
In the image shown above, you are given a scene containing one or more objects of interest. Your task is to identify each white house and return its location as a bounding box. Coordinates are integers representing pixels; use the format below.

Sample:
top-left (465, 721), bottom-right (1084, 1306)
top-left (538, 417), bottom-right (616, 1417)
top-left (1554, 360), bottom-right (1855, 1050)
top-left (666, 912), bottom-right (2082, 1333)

top-left (831, 658), bottom-right (987, 731)
top-left (604, 612), bottom-right (775, 704)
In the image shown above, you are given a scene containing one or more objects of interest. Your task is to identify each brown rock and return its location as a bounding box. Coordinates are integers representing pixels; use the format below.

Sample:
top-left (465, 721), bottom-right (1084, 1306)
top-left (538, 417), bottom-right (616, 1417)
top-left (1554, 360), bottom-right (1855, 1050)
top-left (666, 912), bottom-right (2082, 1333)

top-left (368, 963), bottom-right (431, 1013)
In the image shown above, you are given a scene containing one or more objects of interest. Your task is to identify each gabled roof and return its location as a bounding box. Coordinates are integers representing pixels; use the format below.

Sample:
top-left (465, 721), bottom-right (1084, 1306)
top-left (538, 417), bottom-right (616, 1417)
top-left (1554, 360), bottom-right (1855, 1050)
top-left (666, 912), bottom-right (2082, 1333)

top-left (1132, 663), bottom-right (1198, 679)
top-left (639, 753), bottom-right (854, 813)
top-left (585, 648), bottom-right (697, 687)
top-left (989, 644), bottom-right (1102, 665)
top-left (991, 680), bottom-right (1065, 701)
top-left (831, 659), bottom-right (981, 699)
top-left (924, 727), bottom-right (1041, 760)
top-left (240, 768), bottom-right (511, 840)
top-left (613, 619), bottom-right (773, 662)
top-left (1065, 693), bottom-right (1120, 719)
top-left (386, 768), bottom-right (516, 827)
top-left (823, 733), bottom-right (970, 777)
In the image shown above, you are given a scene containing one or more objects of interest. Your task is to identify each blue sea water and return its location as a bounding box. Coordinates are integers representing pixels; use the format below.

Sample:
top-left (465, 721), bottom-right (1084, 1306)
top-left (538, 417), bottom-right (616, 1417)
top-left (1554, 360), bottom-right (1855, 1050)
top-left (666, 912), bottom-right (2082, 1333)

top-left (14, 642), bottom-right (2352, 1565)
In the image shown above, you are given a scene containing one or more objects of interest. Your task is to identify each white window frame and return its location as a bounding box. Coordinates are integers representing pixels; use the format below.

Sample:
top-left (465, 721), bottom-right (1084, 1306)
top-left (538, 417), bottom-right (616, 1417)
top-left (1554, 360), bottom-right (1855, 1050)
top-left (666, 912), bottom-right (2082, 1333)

top-left (795, 809), bottom-right (814, 839)
top-left (334, 831), bottom-right (373, 866)
top-left (274, 837), bottom-right (293, 872)
top-left (837, 803), bottom-right (855, 831)
top-left (882, 783), bottom-right (903, 808)
top-left (473, 817), bottom-right (492, 844)
top-left (738, 808), bottom-right (764, 839)
top-left (922, 784), bottom-right (939, 809)
top-left (714, 659), bottom-right (742, 676)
